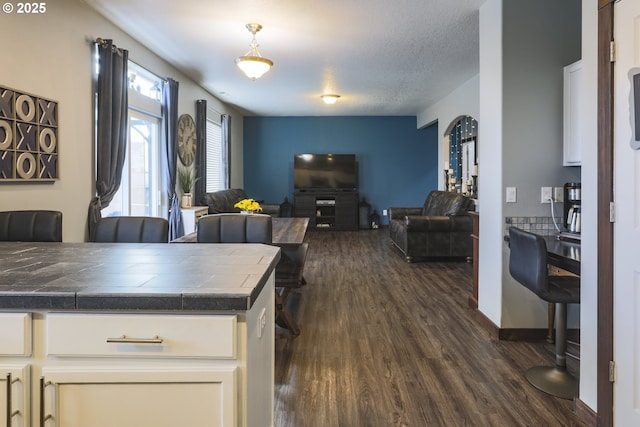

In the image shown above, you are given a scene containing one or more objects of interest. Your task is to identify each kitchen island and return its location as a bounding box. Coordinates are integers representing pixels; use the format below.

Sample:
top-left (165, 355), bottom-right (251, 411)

top-left (0, 242), bottom-right (280, 427)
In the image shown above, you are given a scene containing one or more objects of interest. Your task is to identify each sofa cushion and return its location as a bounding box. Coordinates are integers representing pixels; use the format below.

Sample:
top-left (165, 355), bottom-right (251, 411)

top-left (422, 191), bottom-right (474, 216)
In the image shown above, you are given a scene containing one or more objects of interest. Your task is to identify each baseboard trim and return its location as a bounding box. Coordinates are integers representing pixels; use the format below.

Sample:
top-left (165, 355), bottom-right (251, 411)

top-left (574, 398), bottom-right (597, 427)
top-left (474, 309), bottom-right (500, 339)
top-left (472, 311), bottom-right (580, 343)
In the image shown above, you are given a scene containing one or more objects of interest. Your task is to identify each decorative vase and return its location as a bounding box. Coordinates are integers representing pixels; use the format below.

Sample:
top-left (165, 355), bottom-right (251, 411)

top-left (181, 193), bottom-right (192, 208)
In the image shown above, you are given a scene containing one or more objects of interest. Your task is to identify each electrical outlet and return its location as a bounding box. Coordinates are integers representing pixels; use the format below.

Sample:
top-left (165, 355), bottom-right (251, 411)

top-left (506, 187), bottom-right (516, 203)
top-left (382, 209), bottom-right (388, 216)
top-left (554, 187), bottom-right (564, 202)
top-left (541, 187), bottom-right (552, 203)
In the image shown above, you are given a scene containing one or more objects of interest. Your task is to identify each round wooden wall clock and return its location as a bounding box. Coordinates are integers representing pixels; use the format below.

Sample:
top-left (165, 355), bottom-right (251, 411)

top-left (177, 114), bottom-right (197, 166)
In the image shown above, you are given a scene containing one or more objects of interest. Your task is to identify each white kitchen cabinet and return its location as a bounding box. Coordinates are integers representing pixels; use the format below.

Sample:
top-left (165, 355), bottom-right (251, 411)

top-left (40, 367), bottom-right (236, 427)
top-left (40, 314), bottom-right (238, 426)
top-left (0, 365), bottom-right (30, 427)
top-left (563, 59), bottom-right (583, 166)
top-left (0, 274), bottom-right (274, 427)
top-left (0, 243), bottom-right (277, 427)
top-left (0, 314), bottom-right (32, 427)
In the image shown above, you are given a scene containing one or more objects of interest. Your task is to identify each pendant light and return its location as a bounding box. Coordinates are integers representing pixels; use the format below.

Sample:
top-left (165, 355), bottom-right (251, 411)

top-left (235, 23), bottom-right (273, 80)
top-left (321, 94), bottom-right (341, 104)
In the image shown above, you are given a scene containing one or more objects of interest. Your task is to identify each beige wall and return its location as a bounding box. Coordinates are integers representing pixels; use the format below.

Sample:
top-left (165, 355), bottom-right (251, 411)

top-left (0, 0), bottom-right (243, 242)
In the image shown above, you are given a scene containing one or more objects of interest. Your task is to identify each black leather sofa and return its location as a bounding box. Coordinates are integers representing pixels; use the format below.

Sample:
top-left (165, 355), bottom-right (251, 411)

top-left (0, 210), bottom-right (62, 242)
top-left (389, 191), bottom-right (475, 261)
top-left (201, 189), bottom-right (281, 216)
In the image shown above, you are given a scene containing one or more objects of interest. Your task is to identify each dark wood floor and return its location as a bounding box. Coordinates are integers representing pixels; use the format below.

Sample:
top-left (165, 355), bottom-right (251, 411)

top-left (274, 229), bottom-right (585, 427)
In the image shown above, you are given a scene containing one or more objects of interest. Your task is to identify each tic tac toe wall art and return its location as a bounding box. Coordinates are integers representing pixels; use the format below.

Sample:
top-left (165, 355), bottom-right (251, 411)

top-left (0, 86), bottom-right (58, 181)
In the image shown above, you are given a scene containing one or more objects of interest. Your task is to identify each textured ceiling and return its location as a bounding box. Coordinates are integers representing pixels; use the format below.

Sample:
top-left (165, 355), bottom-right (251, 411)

top-left (83, 0), bottom-right (485, 116)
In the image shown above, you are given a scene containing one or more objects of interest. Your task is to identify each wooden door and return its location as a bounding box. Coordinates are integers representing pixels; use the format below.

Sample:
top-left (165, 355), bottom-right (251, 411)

top-left (613, 0), bottom-right (640, 425)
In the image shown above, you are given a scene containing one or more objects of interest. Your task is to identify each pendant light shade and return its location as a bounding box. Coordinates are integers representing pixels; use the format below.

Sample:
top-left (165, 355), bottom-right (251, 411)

top-left (321, 94), bottom-right (341, 104)
top-left (235, 23), bottom-right (273, 80)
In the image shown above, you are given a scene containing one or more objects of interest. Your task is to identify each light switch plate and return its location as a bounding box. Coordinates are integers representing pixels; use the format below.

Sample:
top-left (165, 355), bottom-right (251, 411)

top-left (554, 187), bottom-right (564, 202)
top-left (506, 187), bottom-right (516, 203)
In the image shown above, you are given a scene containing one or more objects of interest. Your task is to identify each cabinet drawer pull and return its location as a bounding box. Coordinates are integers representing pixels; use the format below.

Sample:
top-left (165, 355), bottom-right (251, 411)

top-left (106, 335), bottom-right (164, 344)
top-left (5, 373), bottom-right (10, 427)
top-left (40, 377), bottom-right (52, 427)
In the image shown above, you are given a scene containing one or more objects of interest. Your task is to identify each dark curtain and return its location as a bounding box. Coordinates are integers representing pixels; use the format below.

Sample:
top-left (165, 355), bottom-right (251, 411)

top-left (221, 114), bottom-right (231, 189)
top-left (194, 100), bottom-right (207, 205)
top-left (87, 39), bottom-right (129, 240)
top-left (162, 78), bottom-right (182, 240)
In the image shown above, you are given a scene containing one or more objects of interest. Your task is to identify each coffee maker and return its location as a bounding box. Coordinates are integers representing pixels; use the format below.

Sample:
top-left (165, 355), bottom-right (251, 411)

top-left (563, 182), bottom-right (581, 234)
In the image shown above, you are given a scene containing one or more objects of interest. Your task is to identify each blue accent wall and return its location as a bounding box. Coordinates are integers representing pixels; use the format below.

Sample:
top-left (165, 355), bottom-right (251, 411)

top-left (243, 116), bottom-right (438, 225)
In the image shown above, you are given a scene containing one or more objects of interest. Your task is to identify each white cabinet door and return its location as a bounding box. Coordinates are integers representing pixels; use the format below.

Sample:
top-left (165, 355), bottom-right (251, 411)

top-left (563, 59), bottom-right (583, 166)
top-left (0, 365), bottom-right (30, 427)
top-left (41, 367), bottom-right (236, 427)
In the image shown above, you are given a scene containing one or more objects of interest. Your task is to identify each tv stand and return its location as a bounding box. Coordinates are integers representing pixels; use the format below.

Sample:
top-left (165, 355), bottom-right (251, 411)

top-left (294, 191), bottom-right (358, 230)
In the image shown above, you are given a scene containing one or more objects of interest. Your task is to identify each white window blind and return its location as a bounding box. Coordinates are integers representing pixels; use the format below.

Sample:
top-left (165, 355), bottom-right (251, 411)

top-left (206, 119), bottom-right (223, 192)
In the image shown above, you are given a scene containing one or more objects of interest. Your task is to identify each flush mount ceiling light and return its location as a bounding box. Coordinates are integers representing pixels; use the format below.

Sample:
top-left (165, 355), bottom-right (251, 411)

top-left (235, 23), bottom-right (273, 80)
top-left (321, 94), bottom-right (340, 104)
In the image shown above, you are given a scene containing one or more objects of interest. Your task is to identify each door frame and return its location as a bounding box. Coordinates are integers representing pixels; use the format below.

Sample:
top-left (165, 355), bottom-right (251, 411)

top-left (597, 0), bottom-right (614, 426)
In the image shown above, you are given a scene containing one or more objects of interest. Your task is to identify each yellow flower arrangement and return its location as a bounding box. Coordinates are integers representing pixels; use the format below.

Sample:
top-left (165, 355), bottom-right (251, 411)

top-left (234, 198), bottom-right (262, 213)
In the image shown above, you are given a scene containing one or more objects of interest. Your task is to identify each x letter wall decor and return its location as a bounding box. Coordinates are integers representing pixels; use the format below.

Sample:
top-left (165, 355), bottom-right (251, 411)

top-left (0, 85), bottom-right (58, 181)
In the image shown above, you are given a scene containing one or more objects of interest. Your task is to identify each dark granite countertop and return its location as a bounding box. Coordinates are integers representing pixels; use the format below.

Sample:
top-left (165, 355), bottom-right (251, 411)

top-left (0, 242), bottom-right (281, 311)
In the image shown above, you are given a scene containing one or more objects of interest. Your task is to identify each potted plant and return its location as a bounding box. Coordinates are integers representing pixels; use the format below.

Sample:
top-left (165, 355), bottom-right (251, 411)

top-left (178, 166), bottom-right (197, 208)
top-left (234, 198), bottom-right (262, 214)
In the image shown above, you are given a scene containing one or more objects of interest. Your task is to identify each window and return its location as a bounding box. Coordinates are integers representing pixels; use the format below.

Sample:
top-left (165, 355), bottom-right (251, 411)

top-left (102, 62), bottom-right (164, 217)
top-left (206, 117), bottom-right (223, 192)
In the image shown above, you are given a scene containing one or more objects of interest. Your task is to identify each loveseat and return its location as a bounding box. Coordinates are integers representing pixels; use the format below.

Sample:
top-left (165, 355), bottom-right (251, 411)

top-left (389, 191), bottom-right (475, 261)
top-left (201, 189), bottom-right (281, 216)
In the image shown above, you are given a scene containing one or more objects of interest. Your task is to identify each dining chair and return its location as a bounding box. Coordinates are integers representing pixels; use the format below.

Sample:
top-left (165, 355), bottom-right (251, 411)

top-left (0, 210), bottom-right (62, 242)
top-left (196, 213), bottom-right (272, 243)
top-left (508, 226), bottom-right (581, 399)
top-left (93, 216), bottom-right (169, 243)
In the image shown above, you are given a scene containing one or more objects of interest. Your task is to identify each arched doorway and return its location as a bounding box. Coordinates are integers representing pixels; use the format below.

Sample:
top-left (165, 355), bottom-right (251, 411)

top-left (444, 115), bottom-right (478, 196)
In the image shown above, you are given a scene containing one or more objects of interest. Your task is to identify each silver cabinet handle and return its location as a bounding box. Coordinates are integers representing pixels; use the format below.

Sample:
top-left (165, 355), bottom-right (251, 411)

top-left (106, 335), bottom-right (163, 344)
top-left (39, 377), bottom-right (52, 427)
top-left (6, 373), bottom-right (20, 426)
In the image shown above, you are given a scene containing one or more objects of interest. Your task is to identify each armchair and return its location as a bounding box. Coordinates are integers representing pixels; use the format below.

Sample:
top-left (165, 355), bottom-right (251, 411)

top-left (389, 191), bottom-right (475, 262)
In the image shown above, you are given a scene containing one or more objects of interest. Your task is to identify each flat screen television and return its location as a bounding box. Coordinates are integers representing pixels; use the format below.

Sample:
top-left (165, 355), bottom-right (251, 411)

top-left (294, 154), bottom-right (357, 191)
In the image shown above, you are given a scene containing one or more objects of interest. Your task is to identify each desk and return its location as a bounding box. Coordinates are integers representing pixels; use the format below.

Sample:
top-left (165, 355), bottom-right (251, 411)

top-left (544, 236), bottom-right (580, 276)
top-left (505, 234), bottom-right (581, 275)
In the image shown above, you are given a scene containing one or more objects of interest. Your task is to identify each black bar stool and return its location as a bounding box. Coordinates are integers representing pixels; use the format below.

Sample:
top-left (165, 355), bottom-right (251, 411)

top-left (508, 226), bottom-right (580, 400)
